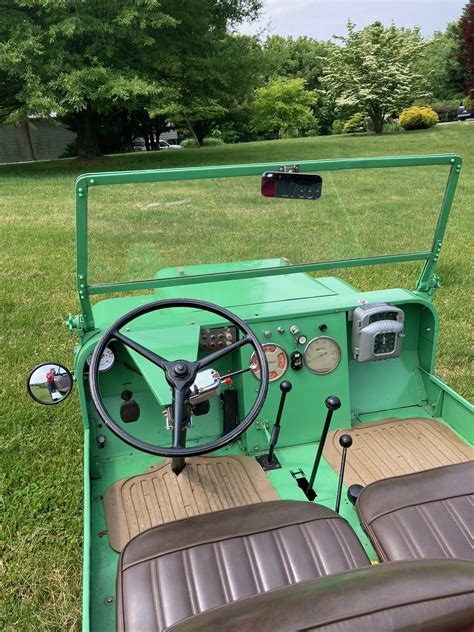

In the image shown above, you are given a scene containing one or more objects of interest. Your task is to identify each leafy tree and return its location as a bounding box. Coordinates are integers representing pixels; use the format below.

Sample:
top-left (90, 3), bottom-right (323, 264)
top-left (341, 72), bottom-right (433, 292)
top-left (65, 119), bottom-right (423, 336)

top-left (251, 78), bottom-right (316, 139)
top-left (156, 25), bottom-right (264, 146)
top-left (322, 21), bottom-right (429, 133)
top-left (413, 23), bottom-right (464, 102)
top-left (459, 1), bottom-right (474, 92)
top-left (261, 36), bottom-right (337, 134)
top-left (262, 35), bottom-right (333, 90)
top-left (0, 0), bottom-right (262, 156)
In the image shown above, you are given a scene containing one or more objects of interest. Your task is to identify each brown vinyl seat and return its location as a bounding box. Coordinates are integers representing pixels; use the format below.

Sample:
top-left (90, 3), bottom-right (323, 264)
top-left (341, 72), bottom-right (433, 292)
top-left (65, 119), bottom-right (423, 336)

top-left (357, 461), bottom-right (474, 562)
top-left (170, 559), bottom-right (474, 632)
top-left (116, 500), bottom-right (370, 631)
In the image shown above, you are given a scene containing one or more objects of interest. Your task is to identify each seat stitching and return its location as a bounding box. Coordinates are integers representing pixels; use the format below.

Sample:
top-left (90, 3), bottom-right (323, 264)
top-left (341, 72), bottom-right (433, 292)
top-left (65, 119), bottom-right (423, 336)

top-left (213, 542), bottom-right (232, 603)
top-left (360, 492), bottom-right (474, 525)
top-left (242, 535), bottom-right (264, 593)
top-left (182, 550), bottom-right (198, 615)
top-left (298, 591), bottom-right (474, 631)
top-left (327, 519), bottom-right (356, 570)
top-left (122, 515), bottom-right (345, 570)
top-left (385, 512), bottom-right (420, 559)
top-left (417, 505), bottom-right (453, 557)
top-left (332, 520), bottom-right (359, 568)
top-left (299, 523), bottom-right (324, 576)
top-left (444, 498), bottom-right (474, 547)
top-left (272, 529), bottom-right (295, 584)
top-left (151, 557), bottom-right (164, 631)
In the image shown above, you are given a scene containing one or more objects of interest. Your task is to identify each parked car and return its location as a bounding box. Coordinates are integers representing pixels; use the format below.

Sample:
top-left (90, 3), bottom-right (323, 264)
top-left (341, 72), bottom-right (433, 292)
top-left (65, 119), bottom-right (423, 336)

top-left (132, 137), bottom-right (147, 151)
top-left (457, 104), bottom-right (473, 121)
top-left (159, 139), bottom-right (182, 150)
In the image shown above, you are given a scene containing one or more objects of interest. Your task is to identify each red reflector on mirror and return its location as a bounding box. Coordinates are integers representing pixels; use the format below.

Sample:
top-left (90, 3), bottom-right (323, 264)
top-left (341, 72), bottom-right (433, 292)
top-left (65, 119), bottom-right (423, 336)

top-left (261, 177), bottom-right (276, 197)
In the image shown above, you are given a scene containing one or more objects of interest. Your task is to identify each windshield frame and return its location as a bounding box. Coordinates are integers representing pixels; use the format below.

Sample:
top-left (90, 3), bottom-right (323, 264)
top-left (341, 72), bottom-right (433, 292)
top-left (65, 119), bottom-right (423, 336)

top-left (75, 153), bottom-right (462, 331)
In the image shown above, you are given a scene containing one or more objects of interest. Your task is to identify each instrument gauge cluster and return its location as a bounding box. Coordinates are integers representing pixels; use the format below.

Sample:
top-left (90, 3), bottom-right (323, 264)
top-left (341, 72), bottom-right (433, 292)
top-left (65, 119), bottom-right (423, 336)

top-left (303, 336), bottom-right (341, 375)
top-left (250, 343), bottom-right (288, 382)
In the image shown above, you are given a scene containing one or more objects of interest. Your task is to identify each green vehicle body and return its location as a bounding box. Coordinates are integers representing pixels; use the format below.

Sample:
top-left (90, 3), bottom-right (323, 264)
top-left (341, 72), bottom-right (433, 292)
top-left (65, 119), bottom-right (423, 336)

top-left (62, 154), bottom-right (471, 631)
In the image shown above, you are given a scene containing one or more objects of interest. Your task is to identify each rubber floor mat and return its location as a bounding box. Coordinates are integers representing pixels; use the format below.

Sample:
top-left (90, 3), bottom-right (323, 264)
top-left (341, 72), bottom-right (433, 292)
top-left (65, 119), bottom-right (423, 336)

top-left (104, 455), bottom-right (279, 551)
top-left (323, 417), bottom-right (473, 487)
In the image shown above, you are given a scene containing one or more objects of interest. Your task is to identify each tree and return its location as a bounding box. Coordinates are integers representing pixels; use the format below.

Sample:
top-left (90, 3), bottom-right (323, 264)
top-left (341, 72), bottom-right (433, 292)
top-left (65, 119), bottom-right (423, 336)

top-left (413, 23), bottom-right (464, 102)
top-left (262, 35), bottom-right (333, 90)
top-left (459, 1), bottom-right (474, 92)
top-left (155, 2), bottom-right (263, 146)
top-left (252, 78), bottom-right (316, 139)
top-left (0, 0), bottom-right (262, 156)
top-left (322, 21), bottom-right (429, 133)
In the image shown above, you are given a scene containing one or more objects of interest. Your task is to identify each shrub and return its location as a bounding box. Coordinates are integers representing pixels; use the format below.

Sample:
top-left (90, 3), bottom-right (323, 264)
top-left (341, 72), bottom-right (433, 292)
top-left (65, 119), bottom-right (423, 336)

top-left (331, 119), bottom-right (344, 135)
top-left (342, 112), bottom-right (366, 134)
top-left (203, 137), bottom-right (224, 146)
top-left (464, 90), bottom-right (474, 111)
top-left (431, 102), bottom-right (460, 123)
top-left (383, 120), bottom-right (403, 134)
top-left (180, 138), bottom-right (198, 148)
top-left (399, 106), bottom-right (439, 130)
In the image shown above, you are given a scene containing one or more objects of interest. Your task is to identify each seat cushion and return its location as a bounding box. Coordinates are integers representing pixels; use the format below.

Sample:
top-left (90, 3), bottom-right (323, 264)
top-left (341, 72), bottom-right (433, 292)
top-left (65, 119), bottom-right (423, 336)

top-left (170, 559), bottom-right (474, 632)
top-left (116, 500), bottom-right (370, 631)
top-left (357, 461), bottom-right (474, 562)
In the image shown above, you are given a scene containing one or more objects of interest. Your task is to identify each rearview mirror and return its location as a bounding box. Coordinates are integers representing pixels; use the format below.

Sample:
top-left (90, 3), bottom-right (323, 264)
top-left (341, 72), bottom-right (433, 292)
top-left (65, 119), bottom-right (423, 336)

top-left (261, 171), bottom-right (322, 200)
top-left (27, 363), bottom-right (73, 405)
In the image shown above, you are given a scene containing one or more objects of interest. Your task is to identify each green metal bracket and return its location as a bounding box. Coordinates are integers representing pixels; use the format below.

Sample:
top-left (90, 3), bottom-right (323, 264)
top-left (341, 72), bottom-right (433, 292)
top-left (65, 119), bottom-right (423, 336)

top-left (416, 156), bottom-right (462, 298)
top-left (75, 153), bottom-right (462, 331)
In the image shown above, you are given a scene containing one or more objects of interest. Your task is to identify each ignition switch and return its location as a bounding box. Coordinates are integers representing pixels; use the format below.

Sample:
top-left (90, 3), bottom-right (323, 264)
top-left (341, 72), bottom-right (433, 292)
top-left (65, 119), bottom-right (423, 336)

top-left (290, 351), bottom-right (304, 370)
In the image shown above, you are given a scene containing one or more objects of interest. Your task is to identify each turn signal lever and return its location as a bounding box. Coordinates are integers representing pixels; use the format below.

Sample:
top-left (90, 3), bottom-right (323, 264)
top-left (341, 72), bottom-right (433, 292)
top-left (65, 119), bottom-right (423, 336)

top-left (256, 380), bottom-right (292, 471)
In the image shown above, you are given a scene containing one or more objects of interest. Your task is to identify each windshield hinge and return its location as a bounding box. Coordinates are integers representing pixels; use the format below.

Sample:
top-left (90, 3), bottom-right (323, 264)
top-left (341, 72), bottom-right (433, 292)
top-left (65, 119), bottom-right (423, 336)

top-left (67, 313), bottom-right (86, 336)
top-left (416, 273), bottom-right (441, 297)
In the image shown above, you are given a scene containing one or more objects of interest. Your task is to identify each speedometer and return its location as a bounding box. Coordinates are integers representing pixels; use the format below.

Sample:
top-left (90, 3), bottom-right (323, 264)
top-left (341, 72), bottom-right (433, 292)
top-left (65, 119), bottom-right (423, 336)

top-left (86, 346), bottom-right (116, 372)
top-left (250, 344), bottom-right (288, 382)
top-left (304, 337), bottom-right (340, 375)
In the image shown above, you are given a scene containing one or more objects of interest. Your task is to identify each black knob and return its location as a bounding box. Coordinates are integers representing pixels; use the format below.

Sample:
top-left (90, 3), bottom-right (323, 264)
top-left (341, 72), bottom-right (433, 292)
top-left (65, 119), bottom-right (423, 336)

top-left (280, 380), bottom-right (292, 393)
top-left (174, 363), bottom-right (188, 377)
top-left (325, 395), bottom-right (341, 411)
top-left (339, 434), bottom-right (352, 448)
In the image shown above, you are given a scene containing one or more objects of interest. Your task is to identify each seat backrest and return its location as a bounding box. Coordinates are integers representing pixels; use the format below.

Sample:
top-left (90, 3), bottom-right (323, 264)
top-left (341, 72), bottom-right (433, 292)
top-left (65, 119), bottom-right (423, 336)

top-left (170, 559), bottom-right (474, 632)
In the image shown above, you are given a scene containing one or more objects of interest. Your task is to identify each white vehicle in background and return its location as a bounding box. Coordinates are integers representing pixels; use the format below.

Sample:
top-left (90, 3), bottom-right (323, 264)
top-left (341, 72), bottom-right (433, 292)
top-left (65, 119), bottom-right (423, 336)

top-left (159, 139), bottom-right (182, 150)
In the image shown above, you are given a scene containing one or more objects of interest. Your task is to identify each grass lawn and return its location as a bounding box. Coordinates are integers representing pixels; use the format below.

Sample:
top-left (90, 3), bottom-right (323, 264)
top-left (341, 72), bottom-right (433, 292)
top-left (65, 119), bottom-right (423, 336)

top-left (1, 124), bottom-right (473, 630)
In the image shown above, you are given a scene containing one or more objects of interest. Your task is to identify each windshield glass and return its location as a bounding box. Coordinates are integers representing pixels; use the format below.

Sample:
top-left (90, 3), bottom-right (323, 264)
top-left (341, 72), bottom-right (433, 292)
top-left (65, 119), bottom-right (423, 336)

top-left (86, 163), bottom-right (449, 288)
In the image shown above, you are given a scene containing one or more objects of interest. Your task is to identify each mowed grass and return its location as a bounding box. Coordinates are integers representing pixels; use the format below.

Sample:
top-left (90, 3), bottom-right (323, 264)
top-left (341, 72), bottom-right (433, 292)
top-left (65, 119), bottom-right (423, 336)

top-left (1, 124), bottom-right (473, 630)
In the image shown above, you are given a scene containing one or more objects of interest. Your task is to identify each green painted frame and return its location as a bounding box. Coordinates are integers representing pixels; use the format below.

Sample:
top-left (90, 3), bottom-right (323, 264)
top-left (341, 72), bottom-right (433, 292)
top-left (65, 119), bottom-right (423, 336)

top-left (74, 154), bottom-right (462, 332)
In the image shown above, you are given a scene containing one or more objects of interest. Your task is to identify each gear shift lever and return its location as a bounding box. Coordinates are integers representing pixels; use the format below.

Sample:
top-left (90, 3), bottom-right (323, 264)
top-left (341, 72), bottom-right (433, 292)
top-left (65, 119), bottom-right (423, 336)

top-left (256, 380), bottom-right (292, 471)
top-left (291, 395), bottom-right (341, 501)
top-left (335, 434), bottom-right (352, 513)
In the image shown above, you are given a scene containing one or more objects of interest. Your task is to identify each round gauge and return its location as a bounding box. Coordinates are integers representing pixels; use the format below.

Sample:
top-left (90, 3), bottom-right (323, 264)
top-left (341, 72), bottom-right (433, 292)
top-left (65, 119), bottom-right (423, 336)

top-left (87, 346), bottom-right (115, 372)
top-left (250, 343), bottom-right (288, 382)
top-left (304, 337), bottom-right (341, 375)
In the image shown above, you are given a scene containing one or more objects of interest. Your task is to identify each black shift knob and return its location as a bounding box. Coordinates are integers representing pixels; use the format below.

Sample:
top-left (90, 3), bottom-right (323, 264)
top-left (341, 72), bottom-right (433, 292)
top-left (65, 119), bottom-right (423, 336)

top-left (339, 434), bottom-right (353, 448)
top-left (280, 380), bottom-right (292, 393)
top-left (325, 395), bottom-right (341, 411)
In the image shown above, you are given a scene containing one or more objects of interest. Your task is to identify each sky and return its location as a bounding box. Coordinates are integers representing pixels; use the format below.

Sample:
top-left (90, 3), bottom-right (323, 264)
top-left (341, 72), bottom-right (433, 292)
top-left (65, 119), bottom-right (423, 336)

top-left (238, 0), bottom-right (466, 40)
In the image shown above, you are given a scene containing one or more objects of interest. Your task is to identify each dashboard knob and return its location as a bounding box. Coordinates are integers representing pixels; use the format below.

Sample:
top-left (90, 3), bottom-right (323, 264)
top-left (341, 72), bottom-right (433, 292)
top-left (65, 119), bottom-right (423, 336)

top-left (289, 325), bottom-right (300, 335)
top-left (325, 395), bottom-right (341, 411)
top-left (280, 380), bottom-right (292, 393)
top-left (339, 434), bottom-right (352, 448)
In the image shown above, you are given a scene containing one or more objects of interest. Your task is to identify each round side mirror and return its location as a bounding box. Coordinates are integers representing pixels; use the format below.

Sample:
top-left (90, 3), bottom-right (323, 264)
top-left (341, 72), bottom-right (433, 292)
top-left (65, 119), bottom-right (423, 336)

top-left (27, 363), bottom-right (73, 405)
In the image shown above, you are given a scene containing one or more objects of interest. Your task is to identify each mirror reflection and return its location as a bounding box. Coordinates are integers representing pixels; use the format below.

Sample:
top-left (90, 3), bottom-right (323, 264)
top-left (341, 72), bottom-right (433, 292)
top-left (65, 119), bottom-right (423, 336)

top-left (27, 363), bottom-right (73, 405)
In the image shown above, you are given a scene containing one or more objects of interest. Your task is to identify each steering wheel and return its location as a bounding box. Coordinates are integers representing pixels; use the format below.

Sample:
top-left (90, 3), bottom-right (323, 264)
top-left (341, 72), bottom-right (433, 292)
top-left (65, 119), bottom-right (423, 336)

top-left (89, 298), bottom-right (269, 457)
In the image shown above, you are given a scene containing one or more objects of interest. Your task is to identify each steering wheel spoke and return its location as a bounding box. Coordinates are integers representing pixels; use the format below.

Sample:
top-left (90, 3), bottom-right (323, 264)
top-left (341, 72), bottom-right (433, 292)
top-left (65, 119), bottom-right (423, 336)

top-left (171, 387), bottom-right (188, 449)
top-left (198, 335), bottom-right (251, 369)
top-left (113, 329), bottom-right (168, 370)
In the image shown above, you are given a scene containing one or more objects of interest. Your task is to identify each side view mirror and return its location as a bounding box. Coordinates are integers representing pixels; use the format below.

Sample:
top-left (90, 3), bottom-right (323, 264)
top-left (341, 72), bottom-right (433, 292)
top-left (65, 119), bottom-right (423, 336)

top-left (27, 362), bottom-right (74, 405)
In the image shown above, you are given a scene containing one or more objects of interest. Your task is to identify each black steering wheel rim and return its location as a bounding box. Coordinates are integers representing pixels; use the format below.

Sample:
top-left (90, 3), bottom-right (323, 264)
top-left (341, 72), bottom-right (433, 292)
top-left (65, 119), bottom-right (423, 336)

top-left (89, 298), bottom-right (269, 457)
